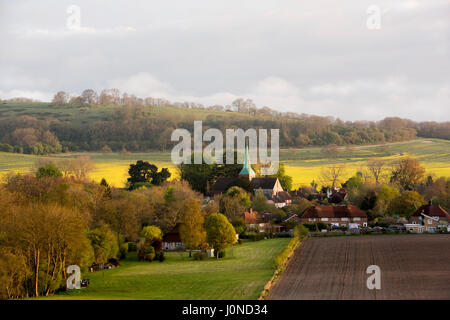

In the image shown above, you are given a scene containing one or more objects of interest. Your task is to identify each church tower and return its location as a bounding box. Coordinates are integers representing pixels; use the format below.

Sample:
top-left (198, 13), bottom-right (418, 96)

top-left (239, 144), bottom-right (256, 181)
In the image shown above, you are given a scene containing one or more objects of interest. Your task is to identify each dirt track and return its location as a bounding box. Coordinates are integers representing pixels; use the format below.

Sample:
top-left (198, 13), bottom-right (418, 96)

top-left (266, 234), bottom-right (450, 300)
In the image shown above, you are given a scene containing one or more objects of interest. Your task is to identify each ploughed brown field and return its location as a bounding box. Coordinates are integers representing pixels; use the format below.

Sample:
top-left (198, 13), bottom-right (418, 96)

top-left (267, 234), bottom-right (450, 300)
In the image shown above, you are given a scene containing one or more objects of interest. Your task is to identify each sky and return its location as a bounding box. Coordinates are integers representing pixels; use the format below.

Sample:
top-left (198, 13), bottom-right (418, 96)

top-left (0, 0), bottom-right (449, 121)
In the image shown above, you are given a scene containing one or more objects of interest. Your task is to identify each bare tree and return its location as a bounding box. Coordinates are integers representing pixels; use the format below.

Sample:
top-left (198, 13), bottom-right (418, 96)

top-left (367, 159), bottom-right (386, 184)
top-left (69, 156), bottom-right (95, 180)
top-left (320, 164), bottom-right (346, 188)
top-left (322, 144), bottom-right (341, 159)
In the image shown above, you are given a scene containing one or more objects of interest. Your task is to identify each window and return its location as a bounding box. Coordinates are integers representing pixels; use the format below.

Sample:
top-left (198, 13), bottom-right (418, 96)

top-left (321, 218), bottom-right (329, 221)
top-left (341, 218), bottom-right (349, 221)
top-left (353, 217), bottom-right (360, 221)
top-left (309, 218), bottom-right (316, 222)
top-left (428, 219), bottom-right (432, 225)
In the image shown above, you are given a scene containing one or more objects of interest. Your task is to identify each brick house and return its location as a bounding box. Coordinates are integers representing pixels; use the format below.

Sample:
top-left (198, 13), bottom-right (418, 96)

top-left (300, 205), bottom-right (368, 228)
top-left (405, 202), bottom-right (450, 233)
top-left (243, 208), bottom-right (272, 233)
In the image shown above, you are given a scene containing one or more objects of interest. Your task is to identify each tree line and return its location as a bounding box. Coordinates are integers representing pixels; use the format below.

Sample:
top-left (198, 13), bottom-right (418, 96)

top-left (0, 89), bottom-right (448, 155)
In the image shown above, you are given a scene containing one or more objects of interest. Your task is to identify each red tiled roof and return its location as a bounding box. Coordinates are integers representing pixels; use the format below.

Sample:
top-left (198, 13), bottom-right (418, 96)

top-left (244, 209), bottom-right (258, 224)
top-left (301, 205), bottom-right (367, 219)
top-left (412, 204), bottom-right (450, 219)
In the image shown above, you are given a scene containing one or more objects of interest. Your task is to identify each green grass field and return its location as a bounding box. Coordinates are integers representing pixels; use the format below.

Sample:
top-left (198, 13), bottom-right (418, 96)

top-left (39, 238), bottom-right (290, 300)
top-left (1, 139), bottom-right (449, 188)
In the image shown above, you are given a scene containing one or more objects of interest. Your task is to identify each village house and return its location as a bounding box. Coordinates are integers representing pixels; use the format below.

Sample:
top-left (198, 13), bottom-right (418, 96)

top-left (300, 205), bottom-right (368, 228)
top-left (405, 202), bottom-right (450, 233)
top-left (325, 187), bottom-right (348, 204)
top-left (243, 208), bottom-right (272, 233)
top-left (162, 224), bottom-right (184, 251)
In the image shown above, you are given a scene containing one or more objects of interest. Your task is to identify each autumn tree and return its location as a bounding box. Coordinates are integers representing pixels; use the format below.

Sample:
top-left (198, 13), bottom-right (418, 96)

top-left (81, 89), bottom-right (98, 105)
top-left (1, 203), bottom-right (93, 297)
top-left (51, 91), bottom-right (69, 106)
top-left (205, 213), bottom-right (236, 258)
top-left (179, 199), bottom-right (206, 257)
top-left (372, 184), bottom-right (399, 217)
top-left (141, 225), bottom-right (162, 242)
top-left (390, 157), bottom-right (426, 190)
top-left (386, 191), bottom-right (426, 218)
top-left (219, 186), bottom-right (251, 222)
top-left (87, 225), bottom-right (119, 264)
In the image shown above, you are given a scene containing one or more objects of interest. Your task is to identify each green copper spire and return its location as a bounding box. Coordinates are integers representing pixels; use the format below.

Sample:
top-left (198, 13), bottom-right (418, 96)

top-left (239, 144), bottom-right (256, 176)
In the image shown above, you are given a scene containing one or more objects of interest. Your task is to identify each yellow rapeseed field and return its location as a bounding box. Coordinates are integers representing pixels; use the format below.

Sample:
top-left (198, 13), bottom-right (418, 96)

top-left (1, 139), bottom-right (449, 189)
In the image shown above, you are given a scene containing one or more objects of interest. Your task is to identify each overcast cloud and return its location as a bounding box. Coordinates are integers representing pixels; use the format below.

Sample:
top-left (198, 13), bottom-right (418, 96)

top-left (0, 0), bottom-right (448, 121)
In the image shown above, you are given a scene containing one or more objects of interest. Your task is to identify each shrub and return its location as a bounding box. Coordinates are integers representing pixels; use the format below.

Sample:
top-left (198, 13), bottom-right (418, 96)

top-left (295, 224), bottom-right (309, 240)
top-left (156, 251), bottom-right (166, 262)
top-left (275, 236), bottom-right (300, 269)
top-left (241, 231), bottom-right (266, 241)
top-left (193, 252), bottom-right (205, 260)
top-left (145, 246), bottom-right (156, 262)
top-left (217, 250), bottom-right (226, 258)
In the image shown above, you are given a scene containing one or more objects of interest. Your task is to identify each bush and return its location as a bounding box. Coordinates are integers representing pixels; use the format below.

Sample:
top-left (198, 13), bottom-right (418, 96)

top-left (145, 246), bottom-right (156, 262)
top-left (295, 224), bottom-right (309, 240)
top-left (217, 250), bottom-right (226, 258)
top-left (275, 236), bottom-right (300, 268)
top-left (193, 252), bottom-right (206, 260)
top-left (156, 251), bottom-right (166, 262)
top-left (241, 231), bottom-right (266, 241)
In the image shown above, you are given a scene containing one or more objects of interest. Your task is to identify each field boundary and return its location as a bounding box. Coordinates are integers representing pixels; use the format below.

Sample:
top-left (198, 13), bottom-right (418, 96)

top-left (258, 237), bottom-right (303, 300)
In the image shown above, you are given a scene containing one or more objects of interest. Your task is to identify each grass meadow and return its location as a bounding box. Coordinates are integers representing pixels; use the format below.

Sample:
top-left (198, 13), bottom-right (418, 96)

top-left (38, 238), bottom-right (290, 300)
top-left (1, 138), bottom-right (449, 188)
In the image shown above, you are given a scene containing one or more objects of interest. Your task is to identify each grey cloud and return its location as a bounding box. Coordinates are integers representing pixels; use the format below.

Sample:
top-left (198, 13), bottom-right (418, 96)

top-left (0, 0), bottom-right (448, 121)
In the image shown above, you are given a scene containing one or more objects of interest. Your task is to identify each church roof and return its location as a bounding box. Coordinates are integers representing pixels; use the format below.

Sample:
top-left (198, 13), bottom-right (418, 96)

top-left (252, 177), bottom-right (278, 189)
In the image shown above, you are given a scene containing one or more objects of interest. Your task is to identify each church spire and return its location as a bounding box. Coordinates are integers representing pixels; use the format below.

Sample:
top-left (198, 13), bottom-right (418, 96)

top-left (239, 144), bottom-right (255, 180)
